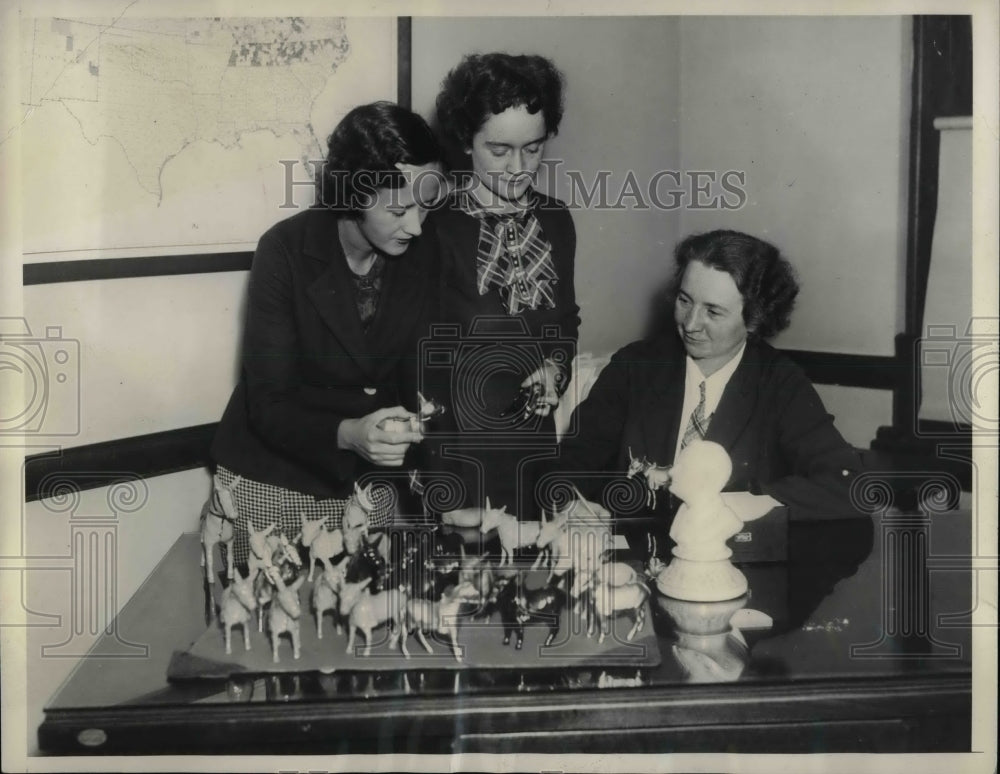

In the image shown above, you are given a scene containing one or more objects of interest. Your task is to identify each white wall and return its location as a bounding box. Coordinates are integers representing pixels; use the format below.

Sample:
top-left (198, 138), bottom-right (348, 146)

top-left (676, 16), bottom-right (911, 438)
top-left (412, 16), bottom-right (683, 355)
top-left (676, 16), bottom-right (911, 355)
top-left (22, 271), bottom-right (247, 446)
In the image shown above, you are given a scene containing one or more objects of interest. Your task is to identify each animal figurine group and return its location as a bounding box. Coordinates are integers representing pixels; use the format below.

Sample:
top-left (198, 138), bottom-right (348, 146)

top-left (203, 471), bottom-right (655, 664)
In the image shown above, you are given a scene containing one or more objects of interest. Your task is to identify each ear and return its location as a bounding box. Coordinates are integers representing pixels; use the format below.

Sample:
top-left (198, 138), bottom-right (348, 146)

top-left (485, 496), bottom-right (492, 512)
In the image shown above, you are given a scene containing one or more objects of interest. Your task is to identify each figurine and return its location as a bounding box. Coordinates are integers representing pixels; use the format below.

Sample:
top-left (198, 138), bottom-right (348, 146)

top-left (479, 498), bottom-right (546, 569)
top-left (312, 556), bottom-right (350, 639)
top-left (379, 391), bottom-right (446, 433)
top-left (264, 566), bottom-right (305, 663)
top-left (339, 577), bottom-right (409, 657)
top-left (246, 522), bottom-right (276, 579)
top-left (250, 532), bottom-right (301, 632)
top-left (473, 571), bottom-right (510, 622)
top-left (644, 533), bottom-right (667, 582)
top-left (415, 390), bottom-right (447, 426)
top-left (218, 567), bottom-right (257, 655)
top-left (404, 580), bottom-right (478, 661)
top-left (498, 381), bottom-right (544, 422)
top-left (200, 473), bottom-right (242, 585)
top-left (344, 532), bottom-right (390, 594)
top-left (297, 512), bottom-right (344, 582)
top-left (655, 440), bottom-right (767, 602)
top-left (519, 579), bottom-right (569, 648)
top-left (588, 567), bottom-right (651, 644)
top-left (495, 574), bottom-right (525, 647)
top-left (343, 482), bottom-right (374, 555)
top-left (458, 553), bottom-right (494, 607)
top-left (626, 447), bottom-right (671, 509)
top-left (536, 507), bottom-right (613, 583)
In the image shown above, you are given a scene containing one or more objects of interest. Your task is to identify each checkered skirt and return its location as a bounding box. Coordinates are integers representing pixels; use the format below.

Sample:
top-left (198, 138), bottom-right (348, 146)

top-left (215, 465), bottom-right (395, 564)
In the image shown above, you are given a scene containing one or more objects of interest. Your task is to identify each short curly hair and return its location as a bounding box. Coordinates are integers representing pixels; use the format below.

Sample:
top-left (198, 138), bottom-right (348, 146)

top-left (316, 101), bottom-right (441, 216)
top-left (435, 53), bottom-right (565, 155)
top-left (668, 230), bottom-right (800, 340)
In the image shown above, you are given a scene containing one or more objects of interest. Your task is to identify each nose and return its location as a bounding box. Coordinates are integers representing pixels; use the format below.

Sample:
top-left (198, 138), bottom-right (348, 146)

top-left (680, 305), bottom-right (704, 331)
top-left (506, 151), bottom-right (527, 176)
top-left (401, 207), bottom-right (423, 237)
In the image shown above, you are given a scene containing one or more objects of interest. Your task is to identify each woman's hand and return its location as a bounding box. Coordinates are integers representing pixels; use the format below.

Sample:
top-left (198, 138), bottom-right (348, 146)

top-left (520, 360), bottom-right (564, 417)
top-left (337, 406), bottom-right (423, 467)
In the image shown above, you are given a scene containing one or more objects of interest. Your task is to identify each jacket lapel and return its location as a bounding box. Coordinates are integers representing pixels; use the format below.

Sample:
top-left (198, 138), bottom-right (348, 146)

top-left (640, 338), bottom-right (687, 467)
top-left (303, 211), bottom-right (372, 378)
top-left (705, 341), bottom-right (761, 453)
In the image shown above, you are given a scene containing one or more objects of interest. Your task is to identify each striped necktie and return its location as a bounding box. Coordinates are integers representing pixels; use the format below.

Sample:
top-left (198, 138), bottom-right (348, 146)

top-left (680, 381), bottom-right (710, 450)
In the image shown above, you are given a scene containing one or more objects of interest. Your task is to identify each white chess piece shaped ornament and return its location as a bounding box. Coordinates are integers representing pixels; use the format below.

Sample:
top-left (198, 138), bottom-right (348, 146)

top-left (656, 440), bottom-right (767, 602)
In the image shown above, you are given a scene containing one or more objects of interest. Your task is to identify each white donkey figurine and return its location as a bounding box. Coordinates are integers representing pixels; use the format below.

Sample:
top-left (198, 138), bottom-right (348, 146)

top-left (479, 498), bottom-right (547, 569)
top-left (339, 577), bottom-right (409, 658)
top-left (311, 556), bottom-right (350, 639)
top-left (405, 581), bottom-right (479, 661)
top-left (264, 566), bottom-right (305, 663)
top-left (200, 473), bottom-right (243, 585)
top-left (536, 506), bottom-right (613, 583)
top-left (343, 482), bottom-right (375, 555)
top-left (298, 512), bottom-right (345, 581)
top-left (626, 447), bottom-right (671, 509)
top-left (589, 568), bottom-right (651, 644)
top-left (218, 567), bottom-right (256, 655)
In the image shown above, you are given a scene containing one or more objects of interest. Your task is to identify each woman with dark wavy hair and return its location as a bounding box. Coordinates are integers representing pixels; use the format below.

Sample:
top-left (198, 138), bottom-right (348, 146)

top-left (211, 101), bottom-right (445, 563)
top-left (558, 229), bottom-right (865, 525)
top-left (425, 53), bottom-right (580, 519)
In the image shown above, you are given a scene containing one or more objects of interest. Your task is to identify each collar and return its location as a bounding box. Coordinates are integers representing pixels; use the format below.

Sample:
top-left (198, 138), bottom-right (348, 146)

top-left (684, 341), bottom-right (747, 418)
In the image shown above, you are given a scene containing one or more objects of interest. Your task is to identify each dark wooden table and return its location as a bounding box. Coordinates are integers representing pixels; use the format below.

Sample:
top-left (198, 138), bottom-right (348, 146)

top-left (37, 509), bottom-right (974, 755)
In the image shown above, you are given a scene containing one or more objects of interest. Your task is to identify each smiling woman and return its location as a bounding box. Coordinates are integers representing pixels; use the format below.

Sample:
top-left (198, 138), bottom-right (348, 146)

top-left (423, 53), bottom-right (581, 519)
top-left (209, 101), bottom-right (444, 563)
top-left (556, 229), bottom-right (866, 526)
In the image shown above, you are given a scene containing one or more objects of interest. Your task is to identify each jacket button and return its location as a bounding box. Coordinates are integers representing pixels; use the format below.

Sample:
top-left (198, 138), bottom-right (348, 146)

top-left (363, 387), bottom-right (377, 396)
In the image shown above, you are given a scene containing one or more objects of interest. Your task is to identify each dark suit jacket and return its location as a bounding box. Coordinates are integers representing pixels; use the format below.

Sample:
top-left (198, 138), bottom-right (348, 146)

top-left (420, 193), bottom-right (580, 513)
top-left (557, 334), bottom-right (866, 520)
top-left (211, 207), bottom-right (436, 498)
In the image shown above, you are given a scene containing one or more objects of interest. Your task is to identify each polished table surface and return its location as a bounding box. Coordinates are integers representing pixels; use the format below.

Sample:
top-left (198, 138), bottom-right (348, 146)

top-left (38, 509), bottom-right (974, 755)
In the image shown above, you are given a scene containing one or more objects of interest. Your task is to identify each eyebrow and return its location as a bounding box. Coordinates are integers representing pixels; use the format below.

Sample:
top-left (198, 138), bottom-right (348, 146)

top-left (485, 136), bottom-right (547, 148)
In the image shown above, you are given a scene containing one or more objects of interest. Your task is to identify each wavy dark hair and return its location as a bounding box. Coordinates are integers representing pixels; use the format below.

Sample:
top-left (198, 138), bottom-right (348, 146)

top-left (665, 230), bottom-right (800, 340)
top-left (315, 101), bottom-right (441, 216)
top-left (435, 53), bottom-right (565, 159)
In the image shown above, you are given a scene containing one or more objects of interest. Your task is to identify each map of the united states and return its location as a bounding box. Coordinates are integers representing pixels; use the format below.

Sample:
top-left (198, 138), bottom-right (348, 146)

top-left (23, 17), bottom-right (351, 201)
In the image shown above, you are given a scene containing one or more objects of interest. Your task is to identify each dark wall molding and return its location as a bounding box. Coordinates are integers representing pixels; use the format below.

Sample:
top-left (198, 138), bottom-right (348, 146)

top-left (23, 348), bottom-right (898, 501)
top-left (25, 424), bottom-right (217, 502)
top-left (23, 252), bottom-right (253, 285)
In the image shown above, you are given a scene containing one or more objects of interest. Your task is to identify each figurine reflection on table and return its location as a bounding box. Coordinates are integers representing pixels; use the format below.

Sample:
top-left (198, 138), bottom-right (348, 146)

top-left (656, 440), bottom-right (768, 602)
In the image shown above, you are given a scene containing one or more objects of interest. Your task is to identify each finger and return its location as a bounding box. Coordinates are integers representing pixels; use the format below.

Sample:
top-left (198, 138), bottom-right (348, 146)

top-left (376, 429), bottom-right (423, 445)
top-left (372, 405), bottom-right (417, 422)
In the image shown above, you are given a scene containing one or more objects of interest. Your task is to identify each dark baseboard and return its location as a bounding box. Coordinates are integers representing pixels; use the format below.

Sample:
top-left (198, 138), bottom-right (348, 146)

top-left (25, 424), bottom-right (217, 502)
top-left (779, 349), bottom-right (898, 391)
top-left (23, 253), bottom-right (253, 285)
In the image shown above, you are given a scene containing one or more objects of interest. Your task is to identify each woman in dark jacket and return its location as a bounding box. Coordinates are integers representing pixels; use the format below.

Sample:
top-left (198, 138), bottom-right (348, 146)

top-left (424, 53), bottom-right (580, 519)
top-left (211, 101), bottom-right (444, 561)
